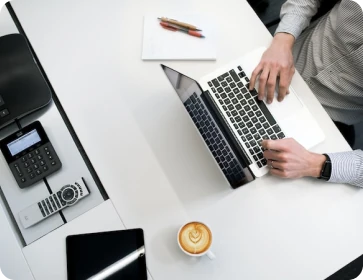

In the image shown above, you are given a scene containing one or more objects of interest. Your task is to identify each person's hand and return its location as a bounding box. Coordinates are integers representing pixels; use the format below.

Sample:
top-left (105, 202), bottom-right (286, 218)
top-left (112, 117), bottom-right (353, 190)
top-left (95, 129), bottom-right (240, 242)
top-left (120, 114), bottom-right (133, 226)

top-left (249, 33), bottom-right (296, 104)
top-left (261, 138), bottom-right (326, 179)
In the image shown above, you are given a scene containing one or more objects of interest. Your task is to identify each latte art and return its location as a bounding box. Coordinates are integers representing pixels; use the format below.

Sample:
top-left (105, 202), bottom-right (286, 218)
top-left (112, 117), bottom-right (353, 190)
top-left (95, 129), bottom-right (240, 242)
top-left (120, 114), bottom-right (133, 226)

top-left (179, 222), bottom-right (212, 254)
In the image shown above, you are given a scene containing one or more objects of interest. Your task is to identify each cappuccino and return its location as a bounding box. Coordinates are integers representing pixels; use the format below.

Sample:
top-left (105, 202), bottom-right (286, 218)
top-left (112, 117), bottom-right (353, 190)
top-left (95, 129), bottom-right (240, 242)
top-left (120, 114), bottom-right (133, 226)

top-left (178, 222), bottom-right (212, 255)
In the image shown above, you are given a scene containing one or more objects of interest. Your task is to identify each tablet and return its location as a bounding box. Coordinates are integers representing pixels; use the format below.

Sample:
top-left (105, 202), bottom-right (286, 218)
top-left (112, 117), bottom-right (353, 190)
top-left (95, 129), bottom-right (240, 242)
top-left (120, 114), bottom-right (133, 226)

top-left (66, 229), bottom-right (147, 280)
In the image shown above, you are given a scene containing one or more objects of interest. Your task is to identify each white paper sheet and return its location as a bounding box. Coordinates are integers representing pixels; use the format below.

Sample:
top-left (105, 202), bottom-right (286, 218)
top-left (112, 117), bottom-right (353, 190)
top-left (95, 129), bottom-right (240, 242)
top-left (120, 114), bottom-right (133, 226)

top-left (142, 14), bottom-right (217, 60)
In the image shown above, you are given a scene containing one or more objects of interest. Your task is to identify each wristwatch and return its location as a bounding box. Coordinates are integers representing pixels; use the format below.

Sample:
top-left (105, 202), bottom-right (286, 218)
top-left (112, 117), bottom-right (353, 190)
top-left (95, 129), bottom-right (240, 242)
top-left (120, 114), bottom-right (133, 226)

top-left (318, 154), bottom-right (332, 180)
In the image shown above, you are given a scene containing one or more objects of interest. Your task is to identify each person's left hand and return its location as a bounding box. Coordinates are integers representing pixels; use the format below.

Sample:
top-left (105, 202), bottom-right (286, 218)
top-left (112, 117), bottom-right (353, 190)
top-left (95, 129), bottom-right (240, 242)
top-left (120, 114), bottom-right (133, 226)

top-left (261, 138), bottom-right (326, 179)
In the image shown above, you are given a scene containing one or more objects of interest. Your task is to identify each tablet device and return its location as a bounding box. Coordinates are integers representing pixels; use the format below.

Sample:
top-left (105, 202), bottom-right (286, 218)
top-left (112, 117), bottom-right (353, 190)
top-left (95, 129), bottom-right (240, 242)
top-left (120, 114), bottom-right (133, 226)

top-left (66, 229), bottom-right (147, 280)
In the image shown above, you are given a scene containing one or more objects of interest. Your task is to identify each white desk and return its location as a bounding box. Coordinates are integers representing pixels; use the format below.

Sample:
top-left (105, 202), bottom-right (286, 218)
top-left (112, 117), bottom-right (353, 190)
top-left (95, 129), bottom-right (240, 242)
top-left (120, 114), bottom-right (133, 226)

top-left (2, 0), bottom-right (363, 279)
top-left (0, 6), bottom-right (34, 280)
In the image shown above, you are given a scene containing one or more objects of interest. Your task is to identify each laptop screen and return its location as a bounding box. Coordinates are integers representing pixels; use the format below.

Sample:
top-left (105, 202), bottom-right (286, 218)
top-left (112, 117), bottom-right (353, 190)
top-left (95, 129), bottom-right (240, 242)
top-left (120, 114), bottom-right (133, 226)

top-left (161, 64), bottom-right (202, 103)
top-left (161, 64), bottom-right (254, 188)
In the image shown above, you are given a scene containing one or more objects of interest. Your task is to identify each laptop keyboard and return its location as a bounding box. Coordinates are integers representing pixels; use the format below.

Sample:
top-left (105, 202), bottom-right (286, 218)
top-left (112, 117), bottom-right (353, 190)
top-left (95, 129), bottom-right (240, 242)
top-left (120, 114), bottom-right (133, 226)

top-left (207, 67), bottom-right (285, 169)
top-left (184, 93), bottom-right (246, 183)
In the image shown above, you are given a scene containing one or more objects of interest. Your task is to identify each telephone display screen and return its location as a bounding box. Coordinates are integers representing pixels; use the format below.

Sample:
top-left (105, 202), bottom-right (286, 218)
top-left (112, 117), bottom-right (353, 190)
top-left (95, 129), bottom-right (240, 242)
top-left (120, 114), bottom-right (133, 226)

top-left (7, 129), bottom-right (41, 156)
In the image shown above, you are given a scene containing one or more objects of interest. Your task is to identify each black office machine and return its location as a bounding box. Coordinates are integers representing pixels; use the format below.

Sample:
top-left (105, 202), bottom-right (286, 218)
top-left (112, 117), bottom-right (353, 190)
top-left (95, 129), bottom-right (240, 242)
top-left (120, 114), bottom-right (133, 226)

top-left (0, 34), bottom-right (52, 129)
top-left (0, 121), bottom-right (62, 188)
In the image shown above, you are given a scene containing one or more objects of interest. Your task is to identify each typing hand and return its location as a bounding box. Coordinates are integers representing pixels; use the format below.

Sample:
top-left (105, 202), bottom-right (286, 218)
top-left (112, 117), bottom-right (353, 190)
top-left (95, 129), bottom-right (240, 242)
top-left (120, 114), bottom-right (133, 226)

top-left (261, 138), bottom-right (326, 179)
top-left (249, 33), bottom-right (296, 104)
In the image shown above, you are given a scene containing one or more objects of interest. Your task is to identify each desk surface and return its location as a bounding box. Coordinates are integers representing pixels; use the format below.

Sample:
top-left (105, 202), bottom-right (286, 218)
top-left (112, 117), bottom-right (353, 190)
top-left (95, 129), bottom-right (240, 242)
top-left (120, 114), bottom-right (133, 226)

top-left (3, 0), bottom-right (363, 279)
top-left (0, 6), bottom-right (34, 280)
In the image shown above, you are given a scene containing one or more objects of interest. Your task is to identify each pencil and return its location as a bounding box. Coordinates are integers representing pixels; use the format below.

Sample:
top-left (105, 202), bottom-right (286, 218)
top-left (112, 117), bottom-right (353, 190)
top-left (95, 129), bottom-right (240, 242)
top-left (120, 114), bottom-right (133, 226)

top-left (158, 17), bottom-right (202, 31)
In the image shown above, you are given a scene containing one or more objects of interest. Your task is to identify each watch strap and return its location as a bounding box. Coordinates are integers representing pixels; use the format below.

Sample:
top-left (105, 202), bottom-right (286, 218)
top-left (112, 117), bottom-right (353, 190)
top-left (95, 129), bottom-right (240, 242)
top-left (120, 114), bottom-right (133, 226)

top-left (318, 154), bottom-right (332, 180)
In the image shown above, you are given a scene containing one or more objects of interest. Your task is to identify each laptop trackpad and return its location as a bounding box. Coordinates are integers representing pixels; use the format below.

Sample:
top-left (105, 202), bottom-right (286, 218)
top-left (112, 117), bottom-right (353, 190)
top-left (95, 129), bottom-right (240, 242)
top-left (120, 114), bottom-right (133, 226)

top-left (239, 47), bottom-right (303, 120)
top-left (266, 87), bottom-right (303, 121)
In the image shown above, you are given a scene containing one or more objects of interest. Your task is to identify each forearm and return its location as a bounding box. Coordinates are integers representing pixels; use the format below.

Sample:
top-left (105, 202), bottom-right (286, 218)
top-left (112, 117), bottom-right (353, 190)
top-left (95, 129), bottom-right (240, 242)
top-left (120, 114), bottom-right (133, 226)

top-left (327, 150), bottom-right (363, 187)
top-left (306, 150), bottom-right (363, 187)
top-left (271, 33), bottom-right (295, 53)
top-left (275, 0), bottom-right (323, 39)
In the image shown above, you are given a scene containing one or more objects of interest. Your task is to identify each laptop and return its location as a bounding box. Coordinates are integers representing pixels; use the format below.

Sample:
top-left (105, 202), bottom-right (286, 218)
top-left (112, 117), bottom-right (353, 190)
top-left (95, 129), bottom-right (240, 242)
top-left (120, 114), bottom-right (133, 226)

top-left (161, 47), bottom-right (325, 189)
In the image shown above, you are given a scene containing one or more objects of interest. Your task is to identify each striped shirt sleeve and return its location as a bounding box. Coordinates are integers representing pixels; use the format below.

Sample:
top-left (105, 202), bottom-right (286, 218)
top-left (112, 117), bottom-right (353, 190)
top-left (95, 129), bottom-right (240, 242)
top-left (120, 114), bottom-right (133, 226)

top-left (327, 150), bottom-right (363, 187)
top-left (275, 0), bottom-right (323, 39)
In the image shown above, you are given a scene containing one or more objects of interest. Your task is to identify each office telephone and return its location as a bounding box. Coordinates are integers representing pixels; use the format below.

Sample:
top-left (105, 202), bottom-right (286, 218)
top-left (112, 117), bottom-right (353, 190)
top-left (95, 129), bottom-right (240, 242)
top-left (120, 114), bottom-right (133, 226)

top-left (0, 121), bottom-right (62, 188)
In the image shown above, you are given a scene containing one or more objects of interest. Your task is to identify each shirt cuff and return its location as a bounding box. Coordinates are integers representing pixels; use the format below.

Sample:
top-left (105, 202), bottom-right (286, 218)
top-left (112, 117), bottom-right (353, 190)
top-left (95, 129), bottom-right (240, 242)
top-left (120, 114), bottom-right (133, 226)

top-left (327, 152), bottom-right (360, 184)
top-left (274, 13), bottom-right (310, 39)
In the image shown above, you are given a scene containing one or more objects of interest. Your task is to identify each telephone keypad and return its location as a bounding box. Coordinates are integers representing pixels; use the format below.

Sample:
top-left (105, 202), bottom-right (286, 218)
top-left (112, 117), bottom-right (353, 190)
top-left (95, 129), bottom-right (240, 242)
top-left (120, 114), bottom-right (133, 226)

top-left (10, 144), bottom-right (61, 188)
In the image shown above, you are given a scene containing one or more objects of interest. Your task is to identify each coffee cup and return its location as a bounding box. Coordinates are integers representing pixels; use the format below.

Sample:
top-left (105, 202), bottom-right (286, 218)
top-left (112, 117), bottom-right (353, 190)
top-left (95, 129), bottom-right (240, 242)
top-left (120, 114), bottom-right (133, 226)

top-left (177, 221), bottom-right (216, 260)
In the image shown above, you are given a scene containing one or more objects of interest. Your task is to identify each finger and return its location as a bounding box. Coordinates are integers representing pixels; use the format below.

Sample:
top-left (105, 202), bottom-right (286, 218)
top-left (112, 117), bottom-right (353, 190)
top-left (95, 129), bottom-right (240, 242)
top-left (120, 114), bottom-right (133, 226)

top-left (267, 159), bottom-right (287, 170)
top-left (264, 150), bottom-right (290, 163)
top-left (266, 69), bottom-right (278, 104)
top-left (270, 168), bottom-right (289, 178)
top-left (258, 67), bottom-right (270, 101)
top-left (250, 64), bottom-right (263, 92)
top-left (263, 150), bottom-right (282, 161)
top-left (285, 68), bottom-right (294, 96)
top-left (261, 139), bottom-right (291, 152)
top-left (277, 68), bottom-right (290, 102)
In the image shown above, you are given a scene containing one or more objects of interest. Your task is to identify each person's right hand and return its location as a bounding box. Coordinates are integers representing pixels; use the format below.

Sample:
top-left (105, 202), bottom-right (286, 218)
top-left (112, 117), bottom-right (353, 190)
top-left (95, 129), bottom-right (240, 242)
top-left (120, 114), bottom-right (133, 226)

top-left (261, 138), bottom-right (326, 179)
top-left (249, 33), bottom-right (296, 104)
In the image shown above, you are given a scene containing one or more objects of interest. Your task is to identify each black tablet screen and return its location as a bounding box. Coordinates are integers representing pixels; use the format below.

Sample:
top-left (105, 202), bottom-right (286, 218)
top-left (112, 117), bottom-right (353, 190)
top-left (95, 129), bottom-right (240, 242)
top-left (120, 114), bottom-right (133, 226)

top-left (66, 229), bottom-right (147, 280)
